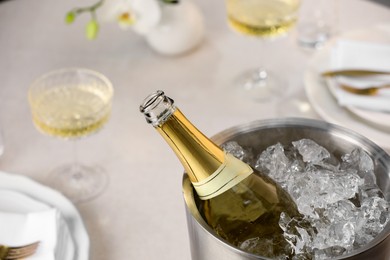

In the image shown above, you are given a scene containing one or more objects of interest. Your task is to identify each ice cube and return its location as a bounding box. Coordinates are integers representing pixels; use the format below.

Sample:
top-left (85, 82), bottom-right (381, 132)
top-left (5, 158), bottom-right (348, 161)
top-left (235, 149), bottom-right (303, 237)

top-left (342, 148), bottom-right (376, 185)
top-left (221, 141), bottom-right (253, 163)
top-left (313, 246), bottom-right (347, 259)
top-left (279, 212), bottom-right (315, 256)
top-left (295, 227), bottom-right (312, 254)
top-left (312, 220), bottom-right (354, 251)
top-left (239, 237), bottom-right (260, 252)
top-left (287, 168), bottom-right (363, 219)
top-left (292, 139), bottom-right (330, 164)
top-left (324, 200), bottom-right (357, 223)
top-left (312, 201), bottom-right (357, 250)
top-left (358, 184), bottom-right (385, 203)
top-left (342, 148), bottom-right (374, 172)
top-left (239, 237), bottom-right (277, 257)
top-left (255, 143), bottom-right (291, 183)
top-left (359, 196), bottom-right (390, 236)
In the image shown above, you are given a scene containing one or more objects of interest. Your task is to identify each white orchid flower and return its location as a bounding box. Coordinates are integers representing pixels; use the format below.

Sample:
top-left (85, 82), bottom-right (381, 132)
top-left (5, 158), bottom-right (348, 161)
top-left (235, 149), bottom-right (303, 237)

top-left (100, 0), bottom-right (162, 34)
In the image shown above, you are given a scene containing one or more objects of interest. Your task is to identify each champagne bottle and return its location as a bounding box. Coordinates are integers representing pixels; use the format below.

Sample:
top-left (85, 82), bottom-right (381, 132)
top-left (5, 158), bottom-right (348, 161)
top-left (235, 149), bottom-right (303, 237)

top-left (140, 90), bottom-right (301, 257)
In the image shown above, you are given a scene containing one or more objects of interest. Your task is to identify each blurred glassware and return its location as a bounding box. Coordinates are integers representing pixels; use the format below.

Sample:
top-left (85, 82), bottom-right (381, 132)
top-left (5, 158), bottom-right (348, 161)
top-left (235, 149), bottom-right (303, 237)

top-left (279, 0), bottom-right (336, 118)
top-left (225, 0), bottom-right (301, 102)
top-left (297, 0), bottom-right (336, 49)
top-left (28, 68), bottom-right (113, 203)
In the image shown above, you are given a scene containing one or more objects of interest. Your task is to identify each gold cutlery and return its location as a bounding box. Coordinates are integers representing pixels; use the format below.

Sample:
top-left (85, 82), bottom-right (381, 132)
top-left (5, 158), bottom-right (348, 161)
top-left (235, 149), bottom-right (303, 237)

top-left (321, 69), bottom-right (390, 77)
top-left (340, 83), bottom-right (390, 96)
top-left (0, 241), bottom-right (39, 260)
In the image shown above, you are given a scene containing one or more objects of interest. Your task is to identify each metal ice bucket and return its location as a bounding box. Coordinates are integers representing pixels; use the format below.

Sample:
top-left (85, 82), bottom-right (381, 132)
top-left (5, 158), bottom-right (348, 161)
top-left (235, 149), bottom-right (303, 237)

top-left (182, 118), bottom-right (390, 260)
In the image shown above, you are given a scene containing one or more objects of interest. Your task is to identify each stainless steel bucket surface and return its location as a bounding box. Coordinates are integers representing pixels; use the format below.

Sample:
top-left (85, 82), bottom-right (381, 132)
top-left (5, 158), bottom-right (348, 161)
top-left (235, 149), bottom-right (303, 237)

top-left (182, 118), bottom-right (390, 260)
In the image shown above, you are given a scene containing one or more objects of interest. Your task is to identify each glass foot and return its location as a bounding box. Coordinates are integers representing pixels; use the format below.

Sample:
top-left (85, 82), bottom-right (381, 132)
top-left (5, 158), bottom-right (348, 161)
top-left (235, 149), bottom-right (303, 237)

top-left (47, 164), bottom-right (108, 203)
top-left (234, 68), bottom-right (286, 102)
top-left (276, 91), bottom-right (317, 118)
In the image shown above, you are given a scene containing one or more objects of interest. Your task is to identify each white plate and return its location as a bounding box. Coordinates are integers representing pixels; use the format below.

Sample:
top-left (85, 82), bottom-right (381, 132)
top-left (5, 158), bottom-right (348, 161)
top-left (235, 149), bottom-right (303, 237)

top-left (0, 189), bottom-right (50, 212)
top-left (0, 171), bottom-right (89, 260)
top-left (0, 189), bottom-right (75, 260)
top-left (304, 25), bottom-right (390, 151)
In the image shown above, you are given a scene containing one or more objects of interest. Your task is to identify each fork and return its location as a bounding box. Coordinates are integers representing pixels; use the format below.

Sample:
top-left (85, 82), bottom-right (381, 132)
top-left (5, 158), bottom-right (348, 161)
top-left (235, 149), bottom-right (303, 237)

top-left (0, 241), bottom-right (39, 260)
top-left (340, 83), bottom-right (390, 95)
top-left (321, 69), bottom-right (390, 77)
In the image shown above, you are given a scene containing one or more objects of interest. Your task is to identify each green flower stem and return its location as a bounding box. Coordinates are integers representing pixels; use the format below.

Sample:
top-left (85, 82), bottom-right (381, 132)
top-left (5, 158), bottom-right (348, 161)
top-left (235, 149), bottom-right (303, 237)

top-left (162, 0), bottom-right (180, 4)
top-left (65, 0), bottom-right (104, 39)
top-left (71, 0), bottom-right (104, 16)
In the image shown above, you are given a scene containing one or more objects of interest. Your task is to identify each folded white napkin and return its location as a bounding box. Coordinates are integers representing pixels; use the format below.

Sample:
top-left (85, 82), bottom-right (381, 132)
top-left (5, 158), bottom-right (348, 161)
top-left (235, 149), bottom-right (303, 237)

top-left (0, 209), bottom-right (58, 260)
top-left (326, 40), bottom-right (390, 112)
top-left (0, 190), bottom-right (75, 260)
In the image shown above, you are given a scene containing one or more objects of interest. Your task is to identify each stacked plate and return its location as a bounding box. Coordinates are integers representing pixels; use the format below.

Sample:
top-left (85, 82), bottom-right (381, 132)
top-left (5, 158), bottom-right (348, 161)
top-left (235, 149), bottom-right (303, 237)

top-left (304, 25), bottom-right (390, 151)
top-left (0, 171), bottom-right (89, 260)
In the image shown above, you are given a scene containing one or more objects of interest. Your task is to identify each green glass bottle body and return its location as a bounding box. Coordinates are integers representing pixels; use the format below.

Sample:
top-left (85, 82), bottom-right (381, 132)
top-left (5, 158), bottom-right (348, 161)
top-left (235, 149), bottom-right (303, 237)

top-left (140, 91), bottom-right (300, 257)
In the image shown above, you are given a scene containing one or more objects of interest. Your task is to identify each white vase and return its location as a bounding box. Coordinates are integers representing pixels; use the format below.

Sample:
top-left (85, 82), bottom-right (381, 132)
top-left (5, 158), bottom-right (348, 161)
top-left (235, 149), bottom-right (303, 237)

top-left (145, 1), bottom-right (204, 56)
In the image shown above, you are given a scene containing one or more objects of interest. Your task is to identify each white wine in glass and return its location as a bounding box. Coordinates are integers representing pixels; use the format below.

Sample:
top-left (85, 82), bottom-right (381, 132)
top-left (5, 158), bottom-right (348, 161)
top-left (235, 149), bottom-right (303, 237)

top-left (225, 0), bottom-right (301, 101)
top-left (28, 68), bottom-right (113, 203)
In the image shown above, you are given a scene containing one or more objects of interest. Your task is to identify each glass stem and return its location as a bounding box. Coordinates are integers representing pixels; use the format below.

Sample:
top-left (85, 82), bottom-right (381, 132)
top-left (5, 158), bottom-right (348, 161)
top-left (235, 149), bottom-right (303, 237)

top-left (72, 140), bottom-right (83, 179)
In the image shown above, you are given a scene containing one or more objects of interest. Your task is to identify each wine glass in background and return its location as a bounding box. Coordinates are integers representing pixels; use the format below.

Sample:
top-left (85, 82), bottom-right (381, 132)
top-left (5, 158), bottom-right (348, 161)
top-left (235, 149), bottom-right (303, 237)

top-left (225, 0), bottom-right (301, 102)
top-left (276, 0), bottom-right (337, 118)
top-left (28, 68), bottom-right (114, 203)
top-left (296, 0), bottom-right (335, 49)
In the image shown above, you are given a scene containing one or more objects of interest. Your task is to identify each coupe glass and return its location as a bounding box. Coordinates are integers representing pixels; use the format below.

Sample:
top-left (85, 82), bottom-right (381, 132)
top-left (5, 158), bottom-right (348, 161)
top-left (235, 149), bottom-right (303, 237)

top-left (225, 0), bottom-right (301, 102)
top-left (28, 68), bottom-right (114, 203)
